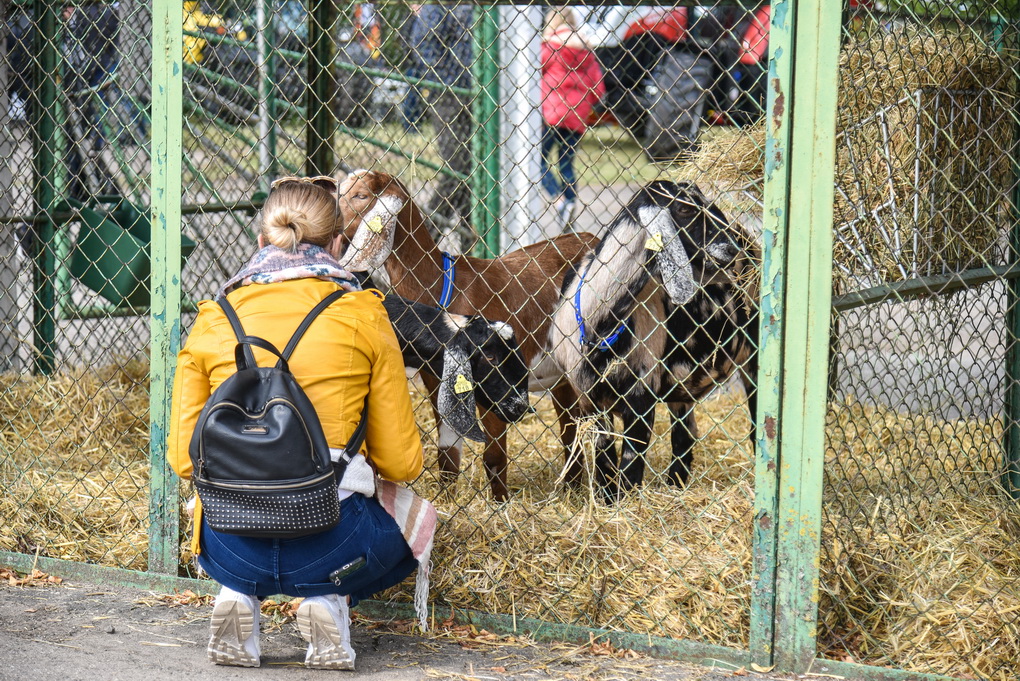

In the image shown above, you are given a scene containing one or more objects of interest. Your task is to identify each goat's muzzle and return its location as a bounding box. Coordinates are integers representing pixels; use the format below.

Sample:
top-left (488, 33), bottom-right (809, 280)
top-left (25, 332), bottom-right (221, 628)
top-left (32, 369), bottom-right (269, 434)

top-left (706, 242), bottom-right (740, 266)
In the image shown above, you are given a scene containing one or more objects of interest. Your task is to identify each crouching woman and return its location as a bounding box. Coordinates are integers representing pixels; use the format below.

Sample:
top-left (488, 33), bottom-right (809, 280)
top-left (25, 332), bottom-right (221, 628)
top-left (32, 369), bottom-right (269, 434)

top-left (167, 177), bottom-right (433, 670)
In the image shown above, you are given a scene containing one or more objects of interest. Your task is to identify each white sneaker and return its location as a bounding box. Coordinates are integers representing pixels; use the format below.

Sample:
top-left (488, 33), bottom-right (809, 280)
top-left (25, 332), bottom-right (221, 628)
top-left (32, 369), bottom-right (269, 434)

top-left (297, 594), bottom-right (356, 670)
top-left (207, 586), bottom-right (261, 667)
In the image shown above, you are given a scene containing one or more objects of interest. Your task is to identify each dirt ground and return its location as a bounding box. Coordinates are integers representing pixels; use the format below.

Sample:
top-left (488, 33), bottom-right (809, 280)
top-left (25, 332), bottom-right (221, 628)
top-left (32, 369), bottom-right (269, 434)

top-left (0, 568), bottom-right (814, 681)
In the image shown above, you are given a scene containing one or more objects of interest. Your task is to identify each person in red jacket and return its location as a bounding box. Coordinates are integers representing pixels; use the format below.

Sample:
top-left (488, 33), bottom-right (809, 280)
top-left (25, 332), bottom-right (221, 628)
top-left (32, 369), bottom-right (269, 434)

top-left (540, 6), bottom-right (605, 230)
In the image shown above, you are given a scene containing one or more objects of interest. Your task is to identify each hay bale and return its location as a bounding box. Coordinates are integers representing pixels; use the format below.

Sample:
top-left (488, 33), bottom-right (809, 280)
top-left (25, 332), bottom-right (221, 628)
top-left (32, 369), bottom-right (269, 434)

top-left (400, 385), bottom-right (757, 647)
top-left (675, 26), bottom-right (1015, 293)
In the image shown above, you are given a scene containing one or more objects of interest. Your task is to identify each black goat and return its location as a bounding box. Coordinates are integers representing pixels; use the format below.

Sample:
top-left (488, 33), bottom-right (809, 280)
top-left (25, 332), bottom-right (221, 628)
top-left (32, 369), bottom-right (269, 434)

top-left (549, 180), bottom-right (758, 499)
top-left (356, 274), bottom-right (530, 442)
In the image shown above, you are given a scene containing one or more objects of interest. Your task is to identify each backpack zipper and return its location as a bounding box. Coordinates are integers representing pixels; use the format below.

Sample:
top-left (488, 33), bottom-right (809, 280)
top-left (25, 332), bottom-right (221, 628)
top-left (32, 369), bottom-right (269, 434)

top-left (202, 469), bottom-right (335, 491)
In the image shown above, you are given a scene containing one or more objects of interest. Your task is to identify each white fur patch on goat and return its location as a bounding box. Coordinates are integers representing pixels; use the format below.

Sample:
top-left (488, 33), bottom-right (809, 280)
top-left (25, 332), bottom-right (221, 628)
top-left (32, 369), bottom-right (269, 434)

top-left (336, 170), bottom-right (368, 195)
top-left (527, 353), bottom-right (567, 393)
top-left (338, 194), bottom-right (403, 272)
top-left (638, 205), bottom-right (694, 304)
top-left (583, 218), bottom-right (647, 324)
top-left (706, 242), bottom-right (734, 264)
top-left (444, 312), bottom-right (470, 333)
top-left (490, 320), bottom-right (514, 341)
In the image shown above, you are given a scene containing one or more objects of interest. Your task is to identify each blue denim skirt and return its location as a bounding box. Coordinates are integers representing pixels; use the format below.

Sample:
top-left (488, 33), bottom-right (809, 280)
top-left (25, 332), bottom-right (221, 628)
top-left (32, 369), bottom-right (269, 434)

top-left (198, 493), bottom-right (417, 604)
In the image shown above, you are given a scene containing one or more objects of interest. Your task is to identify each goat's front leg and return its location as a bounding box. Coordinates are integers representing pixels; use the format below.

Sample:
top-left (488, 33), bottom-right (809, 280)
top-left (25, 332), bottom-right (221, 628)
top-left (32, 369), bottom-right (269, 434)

top-left (422, 372), bottom-right (463, 496)
top-left (618, 396), bottom-right (655, 494)
top-left (738, 337), bottom-right (759, 456)
top-left (551, 380), bottom-right (583, 486)
top-left (667, 401), bottom-right (698, 487)
top-left (480, 410), bottom-right (510, 501)
top-left (592, 412), bottom-right (620, 503)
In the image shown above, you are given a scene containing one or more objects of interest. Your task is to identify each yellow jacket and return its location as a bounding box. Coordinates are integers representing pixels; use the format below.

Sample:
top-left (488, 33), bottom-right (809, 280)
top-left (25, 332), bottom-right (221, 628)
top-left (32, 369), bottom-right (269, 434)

top-left (168, 279), bottom-right (424, 554)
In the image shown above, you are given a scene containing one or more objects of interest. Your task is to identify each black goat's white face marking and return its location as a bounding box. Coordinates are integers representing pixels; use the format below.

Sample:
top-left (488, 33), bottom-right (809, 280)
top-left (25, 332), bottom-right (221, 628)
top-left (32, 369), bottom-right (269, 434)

top-left (638, 205), bottom-right (695, 304)
top-left (706, 242), bottom-right (738, 265)
top-left (437, 344), bottom-right (486, 442)
top-left (490, 320), bottom-right (514, 341)
top-left (338, 194), bottom-right (403, 272)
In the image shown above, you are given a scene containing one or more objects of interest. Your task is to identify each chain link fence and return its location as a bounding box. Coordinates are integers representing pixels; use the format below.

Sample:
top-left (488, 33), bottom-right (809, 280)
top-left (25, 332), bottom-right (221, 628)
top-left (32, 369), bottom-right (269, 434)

top-left (174, 0), bottom-right (766, 652)
top-left (1, 0), bottom-right (155, 572)
top-left (1, 2), bottom-right (1018, 679)
top-left (821, 4), bottom-right (1020, 679)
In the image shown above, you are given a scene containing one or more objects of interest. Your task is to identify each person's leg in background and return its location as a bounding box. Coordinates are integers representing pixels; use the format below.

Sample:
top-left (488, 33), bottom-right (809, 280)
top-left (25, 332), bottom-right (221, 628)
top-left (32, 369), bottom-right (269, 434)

top-left (553, 127), bottom-right (583, 230)
top-left (540, 124), bottom-right (562, 200)
top-left (401, 60), bottom-right (425, 134)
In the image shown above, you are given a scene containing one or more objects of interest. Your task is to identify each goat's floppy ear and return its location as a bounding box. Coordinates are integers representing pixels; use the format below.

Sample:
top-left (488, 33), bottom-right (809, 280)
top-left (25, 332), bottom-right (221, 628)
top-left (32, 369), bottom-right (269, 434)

top-left (638, 205), bottom-right (695, 304)
top-left (437, 344), bottom-right (487, 443)
top-left (337, 194), bottom-right (404, 272)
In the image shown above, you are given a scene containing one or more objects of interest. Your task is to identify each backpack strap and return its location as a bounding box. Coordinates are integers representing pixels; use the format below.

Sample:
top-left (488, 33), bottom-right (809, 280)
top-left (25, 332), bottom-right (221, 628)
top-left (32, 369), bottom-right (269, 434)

top-left (333, 399), bottom-right (370, 482)
top-left (281, 289), bottom-right (349, 361)
top-left (217, 289), bottom-right (348, 370)
top-left (217, 296), bottom-right (258, 370)
top-left (341, 400), bottom-right (369, 462)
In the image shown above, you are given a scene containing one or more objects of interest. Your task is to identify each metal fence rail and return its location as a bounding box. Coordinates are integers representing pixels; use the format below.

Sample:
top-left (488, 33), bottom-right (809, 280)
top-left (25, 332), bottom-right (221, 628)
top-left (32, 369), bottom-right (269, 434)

top-left (1, 2), bottom-right (1018, 680)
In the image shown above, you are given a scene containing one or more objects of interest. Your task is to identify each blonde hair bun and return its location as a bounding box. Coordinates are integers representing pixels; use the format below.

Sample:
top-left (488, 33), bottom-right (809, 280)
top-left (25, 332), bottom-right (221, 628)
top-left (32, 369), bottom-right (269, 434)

top-left (259, 181), bottom-right (340, 252)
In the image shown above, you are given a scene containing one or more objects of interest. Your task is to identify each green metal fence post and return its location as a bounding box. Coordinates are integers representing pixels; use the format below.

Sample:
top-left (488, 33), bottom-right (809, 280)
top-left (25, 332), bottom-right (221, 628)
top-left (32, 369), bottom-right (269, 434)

top-left (149, 0), bottom-right (184, 575)
top-left (306, 0), bottom-right (337, 175)
top-left (31, 0), bottom-right (59, 376)
top-left (1002, 15), bottom-right (1020, 499)
top-left (750, 0), bottom-right (794, 668)
top-left (771, 0), bottom-right (841, 673)
top-left (472, 6), bottom-right (500, 257)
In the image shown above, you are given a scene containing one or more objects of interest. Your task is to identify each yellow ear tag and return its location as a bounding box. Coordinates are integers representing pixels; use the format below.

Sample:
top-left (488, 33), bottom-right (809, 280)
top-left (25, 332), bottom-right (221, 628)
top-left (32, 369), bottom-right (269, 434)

top-left (644, 232), bottom-right (664, 252)
top-left (366, 215), bottom-right (385, 233)
top-left (454, 374), bottom-right (473, 394)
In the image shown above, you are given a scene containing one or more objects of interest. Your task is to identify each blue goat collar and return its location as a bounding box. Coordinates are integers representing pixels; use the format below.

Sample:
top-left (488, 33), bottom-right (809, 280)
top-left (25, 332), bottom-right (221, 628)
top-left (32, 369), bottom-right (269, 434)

top-left (439, 251), bottom-right (456, 308)
top-left (574, 261), bottom-right (627, 351)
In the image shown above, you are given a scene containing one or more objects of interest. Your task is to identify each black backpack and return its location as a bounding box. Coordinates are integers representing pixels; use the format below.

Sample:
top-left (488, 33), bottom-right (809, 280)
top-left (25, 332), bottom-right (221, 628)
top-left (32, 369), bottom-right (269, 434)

top-left (188, 290), bottom-right (368, 539)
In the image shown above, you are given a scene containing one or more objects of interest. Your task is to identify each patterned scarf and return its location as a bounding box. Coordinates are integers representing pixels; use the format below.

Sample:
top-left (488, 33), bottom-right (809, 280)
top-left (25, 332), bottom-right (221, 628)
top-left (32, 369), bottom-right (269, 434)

top-left (375, 480), bottom-right (438, 631)
top-left (217, 243), bottom-right (361, 297)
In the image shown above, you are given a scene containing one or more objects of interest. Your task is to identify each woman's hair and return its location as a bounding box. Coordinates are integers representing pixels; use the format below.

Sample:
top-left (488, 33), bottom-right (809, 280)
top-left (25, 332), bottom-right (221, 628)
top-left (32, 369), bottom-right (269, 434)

top-left (544, 6), bottom-right (577, 34)
top-left (260, 180), bottom-right (339, 252)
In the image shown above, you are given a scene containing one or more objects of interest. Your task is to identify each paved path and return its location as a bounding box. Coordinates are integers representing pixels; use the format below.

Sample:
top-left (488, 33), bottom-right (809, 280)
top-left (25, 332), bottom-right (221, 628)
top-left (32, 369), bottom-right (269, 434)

top-left (0, 574), bottom-right (805, 681)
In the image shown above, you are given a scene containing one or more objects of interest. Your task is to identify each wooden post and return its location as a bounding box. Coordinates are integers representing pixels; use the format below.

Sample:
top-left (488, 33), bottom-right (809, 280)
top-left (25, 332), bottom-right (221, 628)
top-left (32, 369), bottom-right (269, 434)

top-left (305, 0), bottom-right (337, 176)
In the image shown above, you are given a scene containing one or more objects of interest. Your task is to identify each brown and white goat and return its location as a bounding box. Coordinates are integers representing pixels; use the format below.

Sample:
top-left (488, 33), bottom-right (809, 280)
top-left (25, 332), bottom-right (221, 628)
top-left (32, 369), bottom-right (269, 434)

top-left (334, 170), bottom-right (599, 500)
top-left (549, 181), bottom-right (759, 500)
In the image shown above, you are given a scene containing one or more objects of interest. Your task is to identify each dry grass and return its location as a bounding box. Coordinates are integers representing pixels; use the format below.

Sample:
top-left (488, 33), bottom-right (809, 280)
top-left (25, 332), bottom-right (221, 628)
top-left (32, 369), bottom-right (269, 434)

top-left (675, 27), bottom-right (1015, 293)
top-left (402, 384), bottom-right (757, 648)
top-left (2, 364), bottom-right (1018, 678)
top-left (820, 397), bottom-right (1020, 680)
top-left (0, 361), bottom-right (152, 569)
